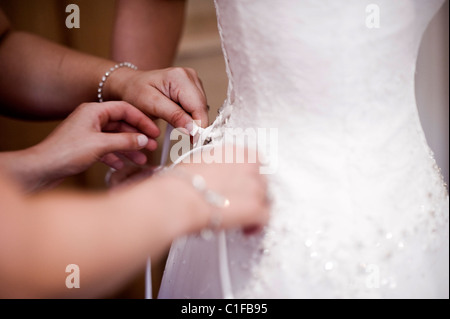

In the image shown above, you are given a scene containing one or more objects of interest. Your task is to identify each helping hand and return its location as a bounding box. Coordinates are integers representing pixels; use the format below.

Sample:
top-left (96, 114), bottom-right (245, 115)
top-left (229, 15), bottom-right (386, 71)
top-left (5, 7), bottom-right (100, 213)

top-left (24, 101), bottom-right (160, 190)
top-left (103, 67), bottom-right (209, 131)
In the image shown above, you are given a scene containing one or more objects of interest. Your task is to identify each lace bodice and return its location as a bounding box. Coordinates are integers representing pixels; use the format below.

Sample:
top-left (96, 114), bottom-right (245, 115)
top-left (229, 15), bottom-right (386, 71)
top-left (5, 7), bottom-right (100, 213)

top-left (159, 0), bottom-right (449, 298)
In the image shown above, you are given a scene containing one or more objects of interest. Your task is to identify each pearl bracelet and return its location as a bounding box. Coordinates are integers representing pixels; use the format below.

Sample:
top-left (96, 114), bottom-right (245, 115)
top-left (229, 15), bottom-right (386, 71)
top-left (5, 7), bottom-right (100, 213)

top-left (98, 62), bottom-right (138, 103)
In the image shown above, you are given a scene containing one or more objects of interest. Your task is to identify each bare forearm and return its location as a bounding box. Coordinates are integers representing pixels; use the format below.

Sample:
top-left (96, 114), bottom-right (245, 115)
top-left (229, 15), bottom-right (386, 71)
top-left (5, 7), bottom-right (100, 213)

top-left (0, 31), bottom-right (115, 120)
top-left (0, 193), bottom-right (137, 298)
top-left (0, 175), bottom-right (206, 298)
top-left (112, 0), bottom-right (186, 70)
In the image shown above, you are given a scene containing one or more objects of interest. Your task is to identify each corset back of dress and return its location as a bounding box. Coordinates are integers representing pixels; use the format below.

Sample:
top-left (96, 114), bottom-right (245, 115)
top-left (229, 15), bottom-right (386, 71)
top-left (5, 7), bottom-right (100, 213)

top-left (216, 0), bottom-right (441, 121)
top-left (158, 0), bottom-right (449, 299)
top-left (214, 0), bottom-right (448, 228)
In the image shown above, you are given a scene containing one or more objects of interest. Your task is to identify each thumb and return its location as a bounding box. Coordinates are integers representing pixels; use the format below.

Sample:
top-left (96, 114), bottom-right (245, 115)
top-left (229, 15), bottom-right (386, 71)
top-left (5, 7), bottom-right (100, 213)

top-left (97, 132), bottom-right (149, 155)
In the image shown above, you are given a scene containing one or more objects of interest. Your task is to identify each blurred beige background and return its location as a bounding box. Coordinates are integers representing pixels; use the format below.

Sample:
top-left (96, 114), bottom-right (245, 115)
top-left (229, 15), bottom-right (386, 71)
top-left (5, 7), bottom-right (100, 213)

top-left (0, 0), bottom-right (448, 298)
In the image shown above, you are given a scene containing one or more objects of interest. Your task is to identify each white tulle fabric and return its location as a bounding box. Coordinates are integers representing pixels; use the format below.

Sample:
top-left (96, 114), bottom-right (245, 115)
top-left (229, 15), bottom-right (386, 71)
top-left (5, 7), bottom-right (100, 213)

top-left (158, 0), bottom-right (449, 298)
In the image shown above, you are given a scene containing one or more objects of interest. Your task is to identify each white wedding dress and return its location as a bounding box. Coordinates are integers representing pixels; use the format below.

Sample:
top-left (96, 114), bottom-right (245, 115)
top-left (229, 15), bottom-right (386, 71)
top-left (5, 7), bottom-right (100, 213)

top-left (158, 0), bottom-right (449, 298)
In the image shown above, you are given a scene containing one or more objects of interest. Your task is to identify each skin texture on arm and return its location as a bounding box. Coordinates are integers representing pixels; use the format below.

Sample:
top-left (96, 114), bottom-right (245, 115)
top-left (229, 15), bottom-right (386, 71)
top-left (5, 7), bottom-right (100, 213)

top-left (112, 0), bottom-right (186, 70)
top-left (0, 172), bottom-right (207, 298)
top-left (0, 154), bottom-right (269, 298)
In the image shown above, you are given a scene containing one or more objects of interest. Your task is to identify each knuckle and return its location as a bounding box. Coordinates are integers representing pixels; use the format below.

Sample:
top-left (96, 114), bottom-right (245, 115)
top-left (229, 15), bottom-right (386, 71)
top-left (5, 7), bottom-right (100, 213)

top-left (187, 67), bottom-right (198, 76)
top-left (136, 85), bottom-right (149, 99)
top-left (78, 102), bottom-right (91, 111)
top-left (170, 109), bottom-right (187, 127)
top-left (169, 67), bottom-right (188, 78)
top-left (141, 90), bottom-right (163, 114)
top-left (133, 136), bottom-right (143, 149)
top-left (146, 89), bottom-right (160, 103)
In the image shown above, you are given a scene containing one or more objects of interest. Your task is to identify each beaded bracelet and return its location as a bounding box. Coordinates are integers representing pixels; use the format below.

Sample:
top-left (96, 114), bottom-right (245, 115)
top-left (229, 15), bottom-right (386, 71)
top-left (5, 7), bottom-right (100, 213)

top-left (97, 62), bottom-right (138, 103)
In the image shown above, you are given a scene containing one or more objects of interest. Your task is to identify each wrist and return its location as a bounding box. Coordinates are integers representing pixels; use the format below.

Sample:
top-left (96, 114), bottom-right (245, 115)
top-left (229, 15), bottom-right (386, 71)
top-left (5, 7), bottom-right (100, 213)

top-left (163, 167), bottom-right (231, 240)
top-left (100, 63), bottom-right (139, 102)
top-left (159, 173), bottom-right (212, 236)
top-left (127, 172), bottom-right (211, 241)
top-left (0, 147), bottom-right (50, 192)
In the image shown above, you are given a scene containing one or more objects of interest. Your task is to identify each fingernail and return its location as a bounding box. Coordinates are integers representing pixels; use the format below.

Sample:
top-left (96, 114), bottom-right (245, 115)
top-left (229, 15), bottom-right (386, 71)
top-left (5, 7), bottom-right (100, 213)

top-left (185, 121), bottom-right (194, 134)
top-left (175, 127), bottom-right (190, 135)
top-left (137, 135), bottom-right (148, 147)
